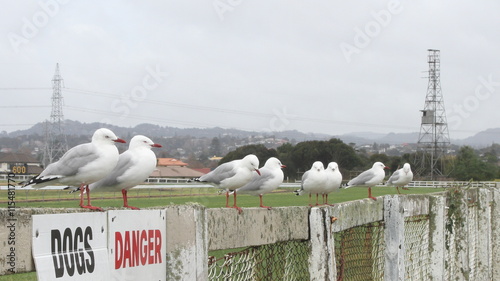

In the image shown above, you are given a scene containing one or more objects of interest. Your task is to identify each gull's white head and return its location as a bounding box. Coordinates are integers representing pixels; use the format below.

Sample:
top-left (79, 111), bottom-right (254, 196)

top-left (327, 162), bottom-right (339, 171)
top-left (402, 163), bottom-right (411, 174)
top-left (93, 128), bottom-right (126, 144)
top-left (373, 162), bottom-right (388, 170)
top-left (312, 161), bottom-right (325, 172)
top-left (264, 157), bottom-right (286, 169)
top-left (243, 154), bottom-right (261, 175)
top-left (129, 135), bottom-right (162, 150)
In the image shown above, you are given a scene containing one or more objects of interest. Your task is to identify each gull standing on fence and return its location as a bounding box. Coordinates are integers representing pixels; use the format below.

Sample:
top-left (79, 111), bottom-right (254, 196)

top-left (231, 157), bottom-right (286, 210)
top-left (21, 128), bottom-right (126, 211)
top-left (194, 154), bottom-right (260, 212)
top-left (294, 161), bottom-right (327, 206)
top-left (87, 135), bottom-right (162, 210)
top-left (345, 162), bottom-right (388, 200)
top-left (323, 162), bottom-right (342, 206)
top-left (385, 163), bottom-right (413, 194)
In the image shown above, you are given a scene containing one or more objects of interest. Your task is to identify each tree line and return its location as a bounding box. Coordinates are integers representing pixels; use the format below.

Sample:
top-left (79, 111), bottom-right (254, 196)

top-left (218, 139), bottom-right (500, 182)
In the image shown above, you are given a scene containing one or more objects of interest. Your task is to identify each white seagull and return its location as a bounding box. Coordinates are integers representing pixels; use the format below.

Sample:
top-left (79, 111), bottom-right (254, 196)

top-left (385, 163), bottom-right (413, 194)
top-left (88, 135), bottom-right (162, 210)
top-left (294, 161), bottom-right (327, 206)
top-left (195, 154), bottom-right (261, 212)
top-left (22, 128), bottom-right (126, 210)
top-left (345, 162), bottom-right (388, 200)
top-left (323, 162), bottom-right (342, 205)
top-left (232, 157), bottom-right (286, 210)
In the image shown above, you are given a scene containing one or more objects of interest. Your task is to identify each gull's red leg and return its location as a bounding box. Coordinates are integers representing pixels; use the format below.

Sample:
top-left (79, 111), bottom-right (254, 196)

top-left (80, 185), bottom-right (103, 211)
top-left (368, 187), bottom-right (377, 201)
top-left (231, 191), bottom-right (243, 214)
top-left (259, 195), bottom-right (271, 210)
top-left (122, 189), bottom-right (139, 210)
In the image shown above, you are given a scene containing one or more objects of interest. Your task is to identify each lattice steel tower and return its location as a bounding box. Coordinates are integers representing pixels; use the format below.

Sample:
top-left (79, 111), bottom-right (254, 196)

top-left (415, 49), bottom-right (451, 180)
top-left (42, 63), bottom-right (68, 167)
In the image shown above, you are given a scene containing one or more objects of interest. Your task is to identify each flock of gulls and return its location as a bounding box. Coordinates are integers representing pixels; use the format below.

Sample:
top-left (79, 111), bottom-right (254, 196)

top-left (21, 128), bottom-right (414, 212)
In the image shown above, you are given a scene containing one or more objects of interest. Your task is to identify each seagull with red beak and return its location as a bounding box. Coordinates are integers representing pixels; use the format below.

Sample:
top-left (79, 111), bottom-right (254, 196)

top-left (22, 128), bottom-right (126, 211)
top-left (88, 135), bottom-right (162, 210)
top-left (345, 162), bottom-right (389, 200)
top-left (195, 154), bottom-right (260, 212)
top-left (232, 157), bottom-right (286, 211)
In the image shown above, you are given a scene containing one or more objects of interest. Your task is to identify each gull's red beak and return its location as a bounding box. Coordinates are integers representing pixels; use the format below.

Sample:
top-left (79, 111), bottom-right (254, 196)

top-left (255, 169), bottom-right (261, 176)
top-left (152, 143), bottom-right (162, 148)
top-left (384, 166), bottom-right (389, 169)
top-left (114, 138), bottom-right (126, 143)
top-left (281, 165), bottom-right (287, 168)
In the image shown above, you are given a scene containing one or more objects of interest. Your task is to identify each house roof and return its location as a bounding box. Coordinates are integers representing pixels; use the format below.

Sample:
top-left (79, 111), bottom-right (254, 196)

top-left (27, 164), bottom-right (44, 174)
top-left (192, 168), bottom-right (211, 174)
top-left (150, 166), bottom-right (206, 178)
top-left (156, 158), bottom-right (188, 167)
top-left (0, 152), bottom-right (39, 164)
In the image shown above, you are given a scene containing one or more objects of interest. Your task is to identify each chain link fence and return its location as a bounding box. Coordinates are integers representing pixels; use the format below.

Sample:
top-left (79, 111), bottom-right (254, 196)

top-left (334, 221), bottom-right (385, 281)
top-left (203, 187), bottom-right (497, 281)
top-left (404, 214), bottom-right (430, 280)
top-left (208, 240), bottom-right (310, 281)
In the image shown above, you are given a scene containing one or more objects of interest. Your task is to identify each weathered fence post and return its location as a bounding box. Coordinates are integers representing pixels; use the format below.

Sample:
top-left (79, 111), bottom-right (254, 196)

top-left (384, 195), bottom-right (405, 281)
top-left (165, 204), bottom-right (208, 281)
top-left (492, 188), bottom-right (500, 280)
top-left (477, 188), bottom-right (492, 280)
top-left (429, 195), bottom-right (445, 280)
top-left (308, 207), bottom-right (335, 281)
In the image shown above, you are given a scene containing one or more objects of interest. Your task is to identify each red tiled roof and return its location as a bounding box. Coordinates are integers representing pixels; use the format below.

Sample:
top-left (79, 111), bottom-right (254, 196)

top-left (192, 168), bottom-right (210, 174)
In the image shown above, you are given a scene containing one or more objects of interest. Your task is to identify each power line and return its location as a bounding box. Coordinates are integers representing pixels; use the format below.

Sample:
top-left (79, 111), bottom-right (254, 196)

top-left (0, 88), bottom-right (51, 90)
top-left (64, 105), bottom-right (219, 128)
top-left (64, 87), bottom-right (272, 118)
top-left (64, 87), bottom-right (416, 131)
top-left (0, 105), bottom-right (50, 108)
top-left (0, 123), bottom-right (38, 126)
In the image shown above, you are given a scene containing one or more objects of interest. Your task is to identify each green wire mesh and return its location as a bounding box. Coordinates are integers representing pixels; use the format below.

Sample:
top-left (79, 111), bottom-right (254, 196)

top-left (334, 221), bottom-right (385, 281)
top-left (208, 240), bottom-right (310, 281)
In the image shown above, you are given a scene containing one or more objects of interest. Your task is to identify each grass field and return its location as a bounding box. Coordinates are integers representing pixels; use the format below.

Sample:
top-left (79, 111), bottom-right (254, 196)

top-left (0, 185), bottom-right (447, 280)
top-left (0, 185), bottom-right (446, 209)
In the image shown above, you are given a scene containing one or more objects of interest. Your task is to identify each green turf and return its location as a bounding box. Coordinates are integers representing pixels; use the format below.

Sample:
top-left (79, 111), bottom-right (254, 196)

top-left (0, 186), bottom-right (445, 209)
top-left (0, 272), bottom-right (35, 281)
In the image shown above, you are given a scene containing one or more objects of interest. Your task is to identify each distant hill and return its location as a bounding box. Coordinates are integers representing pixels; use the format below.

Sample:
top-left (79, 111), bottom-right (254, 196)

top-left (337, 132), bottom-right (420, 145)
top-left (8, 121), bottom-right (331, 142)
top-left (454, 128), bottom-right (500, 147)
top-left (7, 120), bottom-right (499, 147)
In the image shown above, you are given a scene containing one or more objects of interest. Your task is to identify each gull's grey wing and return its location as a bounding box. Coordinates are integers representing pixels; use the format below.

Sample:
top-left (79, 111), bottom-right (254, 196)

top-left (300, 170), bottom-right (311, 190)
top-left (347, 169), bottom-right (375, 186)
top-left (199, 161), bottom-right (237, 184)
top-left (91, 151), bottom-right (135, 188)
top-left (237, 169), bottom-right (273, 192)
top-left (386, 169), bottom-right (401, 186)
top-left (41, 143), bottom-right (100, 177)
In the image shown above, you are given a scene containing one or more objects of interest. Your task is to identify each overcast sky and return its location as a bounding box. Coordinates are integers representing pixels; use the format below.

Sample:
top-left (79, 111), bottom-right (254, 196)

top-left (1, 1), bottom-right (499, 139)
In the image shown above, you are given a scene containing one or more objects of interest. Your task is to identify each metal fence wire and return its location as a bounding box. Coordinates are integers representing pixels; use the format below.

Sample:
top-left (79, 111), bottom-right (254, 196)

top-left (208, 240), bottom-right (310, 281)
top-left (404, 214), bottom-right (430, 280)
top-left (334, 221), bottom-right (385, 281)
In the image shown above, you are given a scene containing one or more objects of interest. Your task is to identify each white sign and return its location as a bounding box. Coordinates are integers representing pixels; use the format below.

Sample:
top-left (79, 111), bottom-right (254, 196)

top-left (108, 210), bottom-right (166, 281)
top-left (32, 212), bottom-right (110, 281)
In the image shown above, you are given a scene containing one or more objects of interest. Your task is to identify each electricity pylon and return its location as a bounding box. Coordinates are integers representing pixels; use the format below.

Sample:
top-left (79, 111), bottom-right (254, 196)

top-left (42, 63), bottom-right (68, 167)
top-left (414, 49), bottom-right (451, 180)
